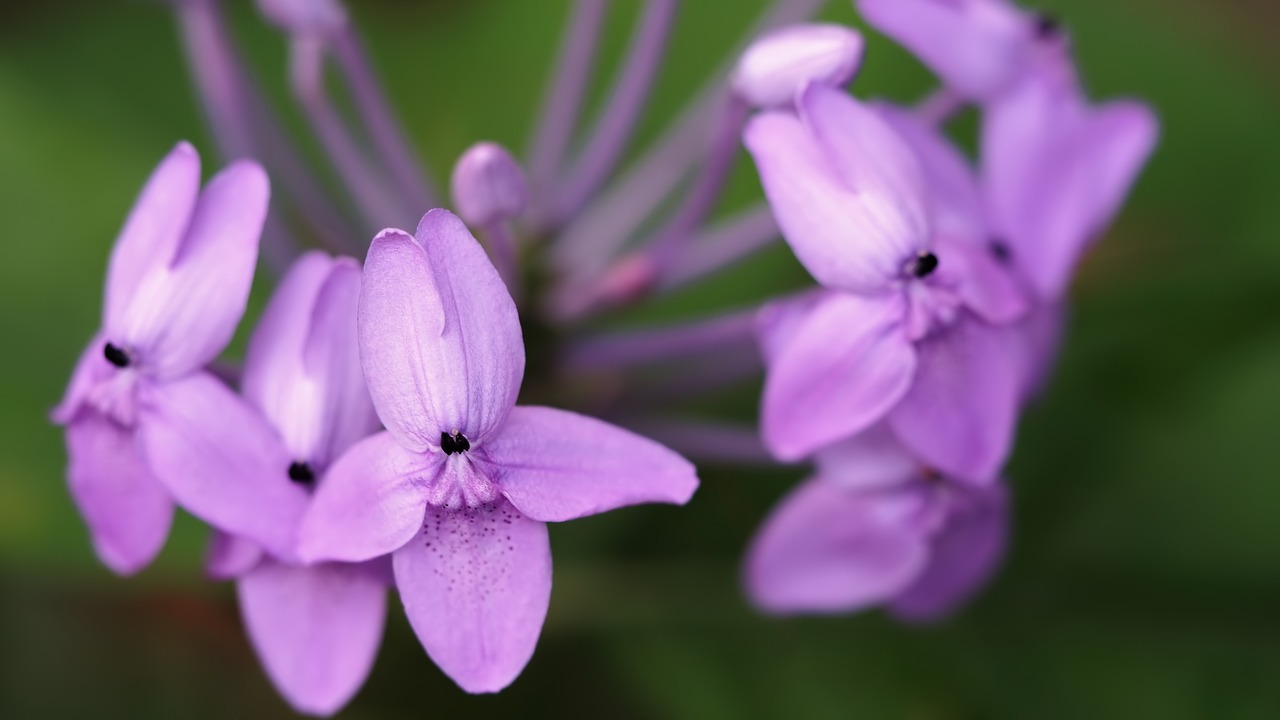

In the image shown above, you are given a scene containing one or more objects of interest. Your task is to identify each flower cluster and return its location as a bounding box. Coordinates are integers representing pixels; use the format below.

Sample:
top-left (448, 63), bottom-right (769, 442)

top-left (53, 0), bottom-right (1154, 715)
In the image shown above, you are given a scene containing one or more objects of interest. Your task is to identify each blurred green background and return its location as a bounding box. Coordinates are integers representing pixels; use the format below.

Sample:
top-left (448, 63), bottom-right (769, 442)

top-left (3, 0), bottom-right (1280, 717)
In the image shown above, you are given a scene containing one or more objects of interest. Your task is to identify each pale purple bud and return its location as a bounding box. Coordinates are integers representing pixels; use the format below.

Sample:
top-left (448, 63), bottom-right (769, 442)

top-left (732, 24), bottom-right (864, 109)
top-left (256, 0), bottom-right (347, 38)
top-left (450, 142), bottom-right (530, 227)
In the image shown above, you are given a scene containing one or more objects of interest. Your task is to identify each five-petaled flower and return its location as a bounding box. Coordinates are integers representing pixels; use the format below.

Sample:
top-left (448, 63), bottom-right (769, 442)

top-left (298, 209), bottom-right (699, 693)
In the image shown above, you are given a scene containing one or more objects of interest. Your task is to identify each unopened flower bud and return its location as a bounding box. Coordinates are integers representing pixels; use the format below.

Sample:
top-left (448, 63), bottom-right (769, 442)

top-left (256, 0), bottom-right (348, 38)
top-left (450, 142), bottom-right (529, 227)
top-left (732, 24), bottom-right (864, 109)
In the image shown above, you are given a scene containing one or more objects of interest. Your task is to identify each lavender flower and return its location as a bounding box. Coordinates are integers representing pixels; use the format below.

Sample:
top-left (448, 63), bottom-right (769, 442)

top-left (747, 425), bottom-right (1008, 621)
top-left (731, 23), bottom-right (864, 109)
top-left (175, 252), bottom-right (385, 716)
top-left (52, 142), bottom-right (268, 574)
top-left (745, 83), bottom-right (1026, 481)
top-left (298, 209), bottom-right (699, 693)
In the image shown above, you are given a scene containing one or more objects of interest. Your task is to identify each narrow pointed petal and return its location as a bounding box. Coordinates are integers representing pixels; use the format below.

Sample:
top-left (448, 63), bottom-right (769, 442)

top-left (244, 252), bottom-right (375, 468)
top-left (393, 502), bottom-right (551, 694)
top-left (813, 424), bottom-right (920, 492)
top-left (892, 483), bottom-right (1009, 622)
top-left (115, 160), bottom-right (269, 378)
top-left (298, 432), bottom-right (437, 564)
top-left (206, 530), bottom-right (263, 580)
top-left (797, 83), bottom-right (930, 253)
top-left (104, 142), bottom-right (201, 331)
top-left (65, 412), bottom-right (173, 575)
top-left (238, 559), bottom-right (386, 716)
top-left (858, 0), bottom-right (1030, 101)
top-left (745, 478), bottom-right (933, 614)
top-left (761, 292), bottom-right (916, 461)
top-left (874, 102), bottom-right (985, 241)
top-left (745, 111), bottom-right (918, 293)
top-left (889, 318), bottom-right (1021, 484)
top-left (484, 406), bottom-right (697, 522)
top-left (359, 211), bottom-right (524, 451)
top-left (139, 373), bottom-right (307, 561)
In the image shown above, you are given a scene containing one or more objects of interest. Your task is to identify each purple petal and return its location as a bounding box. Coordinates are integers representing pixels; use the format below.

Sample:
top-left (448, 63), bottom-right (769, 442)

top-left (892, 482), bottom-right (1009, 622)
top-left (858, 0), bottom-right (1031, 101)
top-left (450, 142), bottom-right (529, 227)
top-left (138, 372), bottom-right (307, 561)
top-left (933, 234), bottom-right (1027, 325)
top-left (874, 102), bottom-right (985, 242)
top-left (1016, 301), bottom-right (1067, 402)
top-left (104, 142), bottom-right (201, 333)
top-left (483, 405), bottom-right (698, 522)
top-left (298, 432), bottom-right (436, 564)
top-left (755, 289), bottom-right (831, 366)
top-left (813, 423), bottom-right (920, 492)
top-left (393, 502), bottom-right (551, 694)
top-left (243, 252), bottom-right (377, 469)
top-left (53, 335), bottom-right (115, 425)
top-left (732, 23), bottom-right (865, 109)
top-left (358, 210), bottom-right (524, 452)
top-left (761, 292), bottom-right (916, 461)
top-left (889, 317), bottom-right (1022, 484)
top-left (205, 530), bottom-right (264, 580)
top-left (238, 559), bottom-right (385, 716)
top-left (113, 160), bottom-right (269, 378)
top-left (745, 477), bottom-right (934, 614)
top-left (64, 412), bottom-right (173, 575)
top-left (744, 105), bottom-right (924, 294)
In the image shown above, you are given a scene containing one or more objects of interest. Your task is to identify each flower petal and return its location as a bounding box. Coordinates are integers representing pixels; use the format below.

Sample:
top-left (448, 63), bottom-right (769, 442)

top-left (238, 558), bottom-right (386, 716)
top-left (813, 423), bottom-right (920, 492)
top-left (755, 289), bottom-right (830, 366)
top-left (104, 142), bottom-right (201, 332)
top-left (64, 411), bottom-right (173, 575)
top-left (933, 234), bottom-right (1027, 325)
top-left (115, 160), bottom-right (268, 378)
top-left (483, 406), bottom-right (698, 522)
top-left (761, 292), bottom-right (916, 461)
top-left (745, 477), bottom-right (933, 614)
top-left (889, 317), bottom-right (1021, 484)
top-left (732, 23), bottom-right (865, 109)
top-left (244, 252), bottom-right (376, 469)
top-left (205, 530), bottom-right (264, 580)
top-left (393, 501), bottom-right (551, 694)
top-left (138, 372), bottom-right (307, 561)
top-left (892, 482), bottom-right (1009, 622)
top-left (359, 210), bottom-right (524, 451)
top-left (858, 0), bottom-right (1031, 101)
top-left (298, 432), bottom-right (436, 564)
top-left (745, 109), bottom-right (918, 293)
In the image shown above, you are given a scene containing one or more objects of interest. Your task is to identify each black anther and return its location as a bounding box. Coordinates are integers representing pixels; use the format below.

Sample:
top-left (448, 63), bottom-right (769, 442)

top-left (103, 343), bottom-right (130, 368)
top-left (287, 461), bottom-right (316, 484)
top-left (441, 432), bottom-right (471, 455)
top-left (990, 238), bottom-right (1012, 263)
top-left (1034, 12), bottom-right (1061, 39)
top-left (910, 251), bottom-right (939, 279)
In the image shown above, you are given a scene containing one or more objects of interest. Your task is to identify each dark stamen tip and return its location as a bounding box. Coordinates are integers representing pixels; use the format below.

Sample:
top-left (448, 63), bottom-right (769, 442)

top-left (287, 461), bottom-right (315, 484)
top-left (1034, 12), bottom-right (1061, 38)
top-left (103, 342), bottom-right (130, 368)
top-left (910, 251), bottom-right (939, 279)
top-left (989, 238), bottom-right (1012, 263)
top-left (440, 431), bottom-right (471, 455)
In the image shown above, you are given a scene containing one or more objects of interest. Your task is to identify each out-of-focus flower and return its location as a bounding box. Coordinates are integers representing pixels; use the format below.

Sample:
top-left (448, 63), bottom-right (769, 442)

top-left (451, 142), bottom-right (529, 228)
top-left (52, 142), bottom-right (268, 574)
top-left (256, 0), bottom-right (348, 39)
top-left (732, 23), bottom-right (865, 109)
top-left (165, 252), bottom-right (385, 716)
top-left (857, 0), bottom-right (1067, 102)
top-left (745, 84), bottom-right (1025, 481)
top-left (746, 425), bottom-right (1008, 621)
top-left (299, 209), bottom-right (699, 693)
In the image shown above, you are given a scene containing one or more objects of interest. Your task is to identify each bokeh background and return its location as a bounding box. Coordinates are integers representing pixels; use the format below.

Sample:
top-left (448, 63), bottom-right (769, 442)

top-left (3, 0), bottom-right (1280, 717)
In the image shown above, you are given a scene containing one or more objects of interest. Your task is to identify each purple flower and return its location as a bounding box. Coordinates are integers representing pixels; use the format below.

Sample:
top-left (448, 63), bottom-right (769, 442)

top-left (857, 0), bottom-right (1068, 102)
top-left (983, 68), bottom-right (1159, 304)
top-left (744, 83), bottom-right (1026, 481)
top-left (167, 251), bottom-right (385, 716)
top-left (298, 209), bottom-right (699, 693)
top-left (731, 23), bottom-right (865, 110)
top-left (52, 142), bottom-right (268, 574)
top-left (746, 424), bottom-right (1008, 622)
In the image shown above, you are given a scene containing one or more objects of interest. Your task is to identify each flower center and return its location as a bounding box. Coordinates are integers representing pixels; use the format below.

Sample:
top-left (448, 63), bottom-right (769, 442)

top-left (440, 431), bottom-right (471, 455)
top-left (906, 251), bottom-right (939, 279)
top-left (989, 238), bottom-right (1012, 264)
top-left (287, 461), bottom-right (316, 484)
top-left (103, 342), bottom-right (131, 368)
